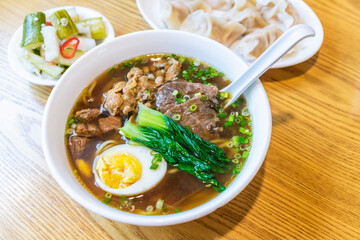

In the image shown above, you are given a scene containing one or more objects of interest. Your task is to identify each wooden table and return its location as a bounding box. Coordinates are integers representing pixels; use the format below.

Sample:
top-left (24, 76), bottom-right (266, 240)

top-left (1, 0), bottom-right (359, 239)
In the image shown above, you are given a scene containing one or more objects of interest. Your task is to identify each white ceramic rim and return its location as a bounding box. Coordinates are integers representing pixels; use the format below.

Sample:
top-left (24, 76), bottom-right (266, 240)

top-left (7, 6), bottom-right (115, 86)
top-left (42, 30), bottom-right (272, 226)
top-left (136, 0), bottom-right (324, 68)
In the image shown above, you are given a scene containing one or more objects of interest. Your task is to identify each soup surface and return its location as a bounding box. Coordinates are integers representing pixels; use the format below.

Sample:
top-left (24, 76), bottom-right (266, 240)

top-left (65, 54), bottom-right (252, 215)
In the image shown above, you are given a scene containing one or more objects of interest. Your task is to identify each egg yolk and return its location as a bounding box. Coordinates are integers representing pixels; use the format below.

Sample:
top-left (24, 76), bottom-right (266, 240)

top-left (95, 152), bottom-right (142, 189)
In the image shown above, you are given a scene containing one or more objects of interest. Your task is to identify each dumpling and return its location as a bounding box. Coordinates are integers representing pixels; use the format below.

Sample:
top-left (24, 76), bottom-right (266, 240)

top-left (161, 0), bottom-right (192, 29)
top-left (212, 0), bottom-right (267, 31)
top-left (255, 0), bottom-right (298, 31)
top-left (160, 0), bottom-right (212, 29)
top-left (229, 7), bottom-right (268, 30)
top-left (205, 0), bottom-right (234, 11)
top-left (180, 10), bottom-right (246, 46)
top-left (230, 24), bottom-right (282, 61)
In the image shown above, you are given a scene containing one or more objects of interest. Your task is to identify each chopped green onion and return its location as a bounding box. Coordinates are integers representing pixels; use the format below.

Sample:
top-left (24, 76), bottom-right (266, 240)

top-left (228, 115), bottom-right (235, 122)
top-left (145, 90), bottom-right (151, 94)
top-left (218, 108), bottom-right (224, 113)
top-left (174, 208), bottom-right (181, 213)
top-left (220, 92), bottom-right (229, 98)
top-left (203, 80), bottom-right (208, 85)
top-left (233, 168), bottom-right (240, 175)
top-left (242, 151), bottom-right (249, 159)
top-left (239, 127), bottom-right (246, 134)
top-left (199, 95), bottom-right (209, 101)
top-left (172, 90), bottom-right (179, 96)
top-left (152, 153), bottom-right (162, 164)
top-left (162, 206), bottom-right (171, 214)
top-left (189, 104), bottom-right (197, 112)
top-left (156, 199), bottom-right (164, 211)
top-left (150, 150), bottom-right (157, 156)
top-left (235, 148), bottom-right (240, 152)
top-left (183, 95), bottom-right (190, 101)
top-left (219, 112), bottom-right (227, 119)
top-left (234, 153), bottom-right (242, 159)
top-left (232, 159), bottom-right (239, 163)
top-left (107, 67), bottom-right (116, 75)
top-left (171, 53), bottom-right (176, 58)
top-left (105, 192), bottom-right (112, 199)
top-left (72, 169), bottom-right (78, 174)
top-left (236, 163), bottom-right (243, 169)
top-left (226, 141), bottom-right (234, 148)
top-left (178, 56), bottom-right (185, 62)
top-left (231, 136), bottom-right (240, 146)
top-left (183, 125), bottom-right (191, 131)
top-left (238, 136), bottom-right (246, 144)
top-left (175, 98), bottom-right (186, 104)
top-left (146, 205), bottom-right (154, 212)
top-left (102, 198), bottom-right (112, 204)
top-left (150, 163), bottom-right (159, 170)
top-left (172, 114), bottom-right (181, 121)
top-left (68, 118), bottom-right (74, 125)
top-left (224, 121), bottom-right (232, 127)
top-left (120, 195), bottom-right (127, 203)
top-left (194, 92), bottom-right (201, 97)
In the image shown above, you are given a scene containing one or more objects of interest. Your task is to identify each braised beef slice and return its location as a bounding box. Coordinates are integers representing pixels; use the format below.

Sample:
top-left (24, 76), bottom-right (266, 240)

top-left (75, 108), bottom-right (101, 122)
top-left (75, 123), bottom-right (102, 137)
top-left (156, 81), bottom-right (218, 113)
top-left (69, 136), bottom-right (91, 154)
top-left (98, 116), bottom-right (121, 134)
top-left (164, 97), bottom-right (220, 140)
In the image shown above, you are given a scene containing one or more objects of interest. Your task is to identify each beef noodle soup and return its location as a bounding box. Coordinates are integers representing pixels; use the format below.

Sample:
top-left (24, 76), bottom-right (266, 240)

top-left (65, 54), bottom-right (252, 215)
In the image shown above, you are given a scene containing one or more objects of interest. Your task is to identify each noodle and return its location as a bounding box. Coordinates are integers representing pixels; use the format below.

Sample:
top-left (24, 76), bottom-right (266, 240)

top-left (95, 140), bottom-right (119, 156)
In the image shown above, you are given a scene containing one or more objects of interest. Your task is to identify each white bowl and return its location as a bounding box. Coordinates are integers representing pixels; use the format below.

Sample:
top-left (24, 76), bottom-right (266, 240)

top-left (136, 0), bottom-right (323, 68)
top-left (7, 6), bottom-right (115, 86)
top-left (42, 30), bottom-right (272, 226)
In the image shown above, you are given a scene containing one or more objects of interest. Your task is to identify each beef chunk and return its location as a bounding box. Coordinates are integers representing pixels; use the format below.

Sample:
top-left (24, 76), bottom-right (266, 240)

top-left (156, 81), bottom-right (219, 112)
top-left (165, 58), bottom-right (181, 81)
top-left (164, 97), bottom-right (220, 140)
top-left (98, 116), bottom-right (121, 134)
top-left (75, 108), bottom-right (101, 122)
top-left (75, 123), bottom-right (102, 137)
top-left (69, 136), bottom-right (91, 154)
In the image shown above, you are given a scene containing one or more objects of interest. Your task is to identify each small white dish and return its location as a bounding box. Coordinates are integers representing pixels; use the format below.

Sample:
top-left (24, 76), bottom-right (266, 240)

top-left (42, 30), bottom-right (272, 226)
top-left (7, 6), bottom-right (115, 86)
top-left (136, 0), bottom-right (324, 68)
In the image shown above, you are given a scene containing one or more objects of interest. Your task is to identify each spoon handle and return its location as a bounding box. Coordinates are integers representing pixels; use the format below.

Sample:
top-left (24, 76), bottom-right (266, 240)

top-left (223, 24), bottom-right (316, 108)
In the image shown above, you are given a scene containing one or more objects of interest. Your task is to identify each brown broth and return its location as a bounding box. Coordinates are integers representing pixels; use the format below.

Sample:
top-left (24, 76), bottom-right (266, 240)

top-left (65, 54), bottom-right (252, 215)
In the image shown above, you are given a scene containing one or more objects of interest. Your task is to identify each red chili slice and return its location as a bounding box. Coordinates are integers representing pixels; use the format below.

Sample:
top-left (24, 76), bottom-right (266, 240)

top-left (46, 21), bottom-right (52, 26)
top-left (60, 37), bottom-right (80, 59)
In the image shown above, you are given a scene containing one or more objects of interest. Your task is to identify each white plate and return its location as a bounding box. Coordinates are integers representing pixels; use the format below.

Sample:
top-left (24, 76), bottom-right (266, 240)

top-left (7, 6), bottom-right (115, 86)
top-left (136, 0), bottom-right (323, 68)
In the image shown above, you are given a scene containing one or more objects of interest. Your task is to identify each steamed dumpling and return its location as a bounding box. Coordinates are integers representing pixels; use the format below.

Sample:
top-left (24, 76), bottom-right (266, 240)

top-left (160, 0), bottom-right (212, 29)
top-left (255, 0), bottom-right (298, 31)
top-left (212, 0), bottom-right (267, 31)
top-left (205, 0), bottom-right (234, 11)
top-left (180, 10), bottom-right (246, 46)
top-left (230, 24), bottom-right (282, 61)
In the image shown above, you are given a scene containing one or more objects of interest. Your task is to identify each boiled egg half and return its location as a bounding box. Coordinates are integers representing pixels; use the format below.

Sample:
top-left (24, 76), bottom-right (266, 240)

top-left (93, 144), bottom-right (167, 196)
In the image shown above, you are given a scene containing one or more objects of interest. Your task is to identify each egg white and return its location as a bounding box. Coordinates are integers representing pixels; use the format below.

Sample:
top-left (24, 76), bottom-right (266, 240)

top-left (93, 144), bottom-right (167, 196)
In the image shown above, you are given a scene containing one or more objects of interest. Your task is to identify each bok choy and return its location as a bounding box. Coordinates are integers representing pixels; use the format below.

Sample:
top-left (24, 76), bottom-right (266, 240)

top-left (120, 103), bottom-right (232, 192)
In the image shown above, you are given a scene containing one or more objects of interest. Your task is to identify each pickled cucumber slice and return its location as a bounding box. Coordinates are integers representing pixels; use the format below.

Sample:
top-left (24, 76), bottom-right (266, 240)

top-left (21, 12), bottom-right (46, 49)
top-left (27, 52), bottom-right (64, 78)
top-left (80, 18), bottom-right (107, 39)
top-left (49, 9), bottom-right (79, 40)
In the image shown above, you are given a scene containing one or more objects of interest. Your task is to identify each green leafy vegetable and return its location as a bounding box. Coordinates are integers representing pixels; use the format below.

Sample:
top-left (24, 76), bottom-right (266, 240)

top-left (120, 103), bottom-right (232, 192)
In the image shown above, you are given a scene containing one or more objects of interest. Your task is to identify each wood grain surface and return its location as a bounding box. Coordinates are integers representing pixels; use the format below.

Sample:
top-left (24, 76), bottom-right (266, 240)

top-left (0, 0), bottom-right (359, 239)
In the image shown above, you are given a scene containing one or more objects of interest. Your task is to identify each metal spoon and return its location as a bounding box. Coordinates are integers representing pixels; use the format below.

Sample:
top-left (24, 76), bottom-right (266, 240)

top-left (222, 24), bottom-right (316, 108)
